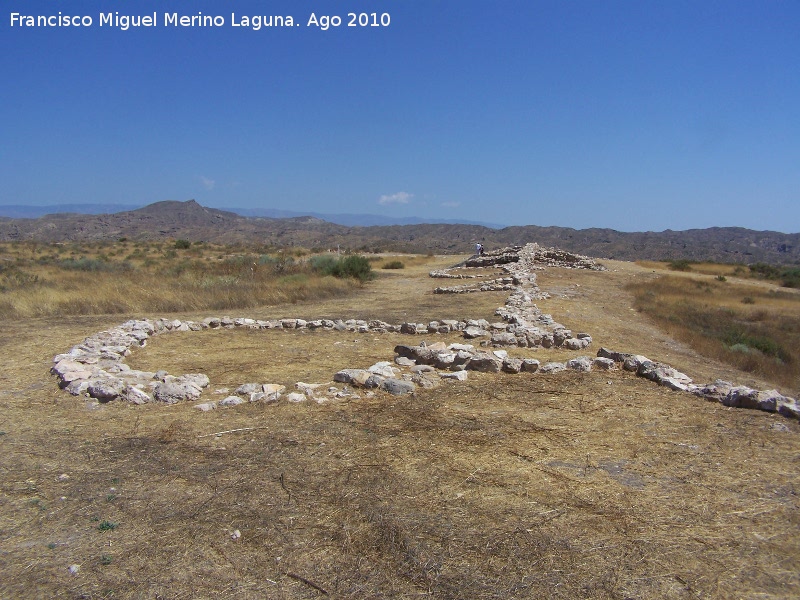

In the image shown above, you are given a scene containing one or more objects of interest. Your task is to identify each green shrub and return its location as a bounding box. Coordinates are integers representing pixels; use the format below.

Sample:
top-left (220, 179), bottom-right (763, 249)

top-left (742, 296), bottom-right (755, 305)
top-left (782, 269), bottom-right (800, 289)
top-left (338, 255), bottom-right (375, 282)
top-left (309, 255), bottom-right (337, 273)
top-left (749, 263), bottom-right (781, 279)
top-left (667, 259), bottom-right (693, 272)
top-left (97, 520), bottom-right (118, 531)
top-left (311, 255), bottom-right (374, 282)
top-left (382, 260), bottom-right (405, 270)
top-left (174, 239), bottom-right (191, 249)
top-left (58, 258), bottom-right (131, 273)
top-left (722, 328), bottom-right (789, 361)
top-left (716, 275), bottom-right (727, 282)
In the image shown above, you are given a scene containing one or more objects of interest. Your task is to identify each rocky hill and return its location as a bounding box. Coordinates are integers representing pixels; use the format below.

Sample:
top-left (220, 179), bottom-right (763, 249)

top-left (0, 199), bottom-right (797, 264)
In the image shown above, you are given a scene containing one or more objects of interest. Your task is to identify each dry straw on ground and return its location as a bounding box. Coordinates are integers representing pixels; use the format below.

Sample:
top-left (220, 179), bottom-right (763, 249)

top-left (1, 252), bottom-right (799, 599)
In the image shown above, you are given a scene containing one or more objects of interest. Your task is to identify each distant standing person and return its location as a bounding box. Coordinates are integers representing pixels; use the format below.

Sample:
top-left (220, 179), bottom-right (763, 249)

top-left (475, 243), bottom-right (483, 256)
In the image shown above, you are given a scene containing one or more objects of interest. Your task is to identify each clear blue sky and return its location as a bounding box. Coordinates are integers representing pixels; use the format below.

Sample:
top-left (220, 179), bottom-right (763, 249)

top-left (2, 1), bottom-right (798, 232)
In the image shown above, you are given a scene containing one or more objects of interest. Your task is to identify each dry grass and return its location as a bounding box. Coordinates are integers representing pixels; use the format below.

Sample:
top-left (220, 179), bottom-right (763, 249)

top-left (1, 251), bottom-right (799, 599)
top-left (0, 242), bottom-right (378, 319)
top-left (626, 272), bottom-right (800, 397)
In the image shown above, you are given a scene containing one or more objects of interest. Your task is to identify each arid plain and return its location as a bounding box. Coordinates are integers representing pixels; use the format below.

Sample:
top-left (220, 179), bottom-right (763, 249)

top-left (1, 247), bottom-right (799, 599)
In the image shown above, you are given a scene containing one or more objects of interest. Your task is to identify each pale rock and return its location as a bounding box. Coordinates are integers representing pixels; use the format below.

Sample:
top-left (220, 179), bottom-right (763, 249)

top-left (521, 358), bottom-right (540, 373)
top-left (262, 384), bottom-right (286, 395)
top-left (65, 380), bottom-right (90, 396)
top-left (219, 396), bottom-right (245, 407)
top-left (502, 358), bottom-right (523, 373)
top-left (564, 338), bottom-right (590, 350)
top-left (566, 356), bottom-right (592, 372)
top-left (778, 397), bottom-right (800, 419)
top-left (441, 370), bottom-right (469, 381)
top-left (448, 343), bottom-right (475, 352)
top-left (623, 355), bottom-right (650, 372)
top-left (381, 378), bottom-right (416, 396)
top-left (466, 353), bottom-right (502, 372)
top-left (125, 386), bottom-right (152, 405)
top-left (434, 352), bottom-right (456, 370)
top-left (491, 332), bottom-right (518, 346)
top-left (296, 382), bottom-right (325, 395)
top-left (463, 326), bottom-right (489, 339)
top-left (177, 373), bottom-right (210, 389)
top-left (250, 391), bottom-right (280, 404)
top-left (368, 362), bottom-right (399, 378)
top-left (593, 357), bottom-right (616, 371)
top-left (88, 378), bottom-right (125, 402)
top-left (153, 381), bottom-right (202, 404)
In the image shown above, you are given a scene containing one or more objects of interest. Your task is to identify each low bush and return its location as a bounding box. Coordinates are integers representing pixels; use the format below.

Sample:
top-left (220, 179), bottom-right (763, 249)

top-left (311, 255), bottom-right (375, 282)
top-left (667, 259), bottom-right (693, 272)
top-left (749, 263), bottom-right (800, 287)
top-left (382, 260), bottom-right (405, 270)
top-left (58, 258), bottom-right (132, 273)
top-left (782, 269), bottom-right (800, 288)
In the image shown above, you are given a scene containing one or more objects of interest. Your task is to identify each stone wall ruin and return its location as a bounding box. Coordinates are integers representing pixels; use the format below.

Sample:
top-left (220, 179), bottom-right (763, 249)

top-left (50, 243), bottom-right (799, 421)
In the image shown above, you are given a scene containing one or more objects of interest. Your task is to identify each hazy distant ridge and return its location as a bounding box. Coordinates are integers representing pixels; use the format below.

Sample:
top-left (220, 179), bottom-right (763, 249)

top-left (0, 200), bottom-right (796, 265)
top-left (0, 203), bottom-right (505, 229)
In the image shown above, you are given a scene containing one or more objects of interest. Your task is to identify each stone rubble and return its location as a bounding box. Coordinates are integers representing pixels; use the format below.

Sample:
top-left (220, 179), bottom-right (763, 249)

top-left (596, 347), bottom-right (799, 419)
top-left (49, 244), bottom-right (798, 423)
top-left (433, 244), bottom-right (600, 351)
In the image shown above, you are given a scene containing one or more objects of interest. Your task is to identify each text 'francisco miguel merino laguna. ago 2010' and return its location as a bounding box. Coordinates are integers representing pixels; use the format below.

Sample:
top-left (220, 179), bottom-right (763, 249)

top-left (9, 12), bottom-right (391, 31)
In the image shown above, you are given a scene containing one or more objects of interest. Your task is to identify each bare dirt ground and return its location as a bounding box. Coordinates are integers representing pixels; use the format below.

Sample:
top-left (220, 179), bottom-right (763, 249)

top-left (1, 255), bottom-right (799, 599)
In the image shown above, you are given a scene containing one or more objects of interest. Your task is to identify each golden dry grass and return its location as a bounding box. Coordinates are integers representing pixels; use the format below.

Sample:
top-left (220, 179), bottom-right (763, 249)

top-left (1, 250), bottom-right (799, 599)
top-left (624, 268), bottom-right (800, 397)
top-left (0, 242), bottom-right (372, 318)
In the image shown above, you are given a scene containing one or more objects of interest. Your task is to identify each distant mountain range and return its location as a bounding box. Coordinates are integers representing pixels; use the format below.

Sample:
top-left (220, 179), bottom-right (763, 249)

top-left (0, 203), bottom-right (506, 229)
top-left (0, 199), bottom-right (797, 265)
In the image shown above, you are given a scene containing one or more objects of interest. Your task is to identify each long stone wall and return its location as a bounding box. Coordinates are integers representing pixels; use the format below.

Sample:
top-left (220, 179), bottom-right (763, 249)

top-left (50, 244), bottom-right (799, 421)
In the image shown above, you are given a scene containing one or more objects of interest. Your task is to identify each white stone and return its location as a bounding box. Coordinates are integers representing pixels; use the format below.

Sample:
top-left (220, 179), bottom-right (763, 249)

top-left (219, 396), bottom-right (245, 407)
top-left (440, 371), bottom-right (468, 381)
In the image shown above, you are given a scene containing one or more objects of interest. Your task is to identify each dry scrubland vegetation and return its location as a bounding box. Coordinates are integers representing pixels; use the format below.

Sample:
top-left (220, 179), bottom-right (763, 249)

top-left (1, 241), bottom-right (799, 599)
top-left (0, 240), bottom-right (398, 318)
top-left (630, 261), bottom-right (800, 397)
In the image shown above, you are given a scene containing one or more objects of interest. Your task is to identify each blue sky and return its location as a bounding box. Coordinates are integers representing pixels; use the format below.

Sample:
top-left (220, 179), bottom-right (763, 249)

top-left (1, 1), bottom-right (798, 232)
